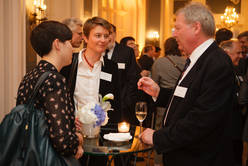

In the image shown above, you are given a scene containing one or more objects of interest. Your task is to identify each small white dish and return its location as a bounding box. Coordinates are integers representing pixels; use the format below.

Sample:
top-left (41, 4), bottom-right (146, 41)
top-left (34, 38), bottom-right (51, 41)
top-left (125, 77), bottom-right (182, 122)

top-left (103, 132), bottom-right (132, 142)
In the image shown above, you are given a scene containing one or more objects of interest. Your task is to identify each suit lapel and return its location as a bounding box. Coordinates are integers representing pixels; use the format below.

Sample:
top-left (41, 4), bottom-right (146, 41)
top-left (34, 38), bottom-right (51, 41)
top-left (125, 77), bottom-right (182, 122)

top-left (111, 43), bottom-right (119, 62)
top-left (99, 56), bottom-right (111, 95)
top-left (179, 42), bottom-right (219, 87)
top-left (164, 42), bottom-right (220, 125)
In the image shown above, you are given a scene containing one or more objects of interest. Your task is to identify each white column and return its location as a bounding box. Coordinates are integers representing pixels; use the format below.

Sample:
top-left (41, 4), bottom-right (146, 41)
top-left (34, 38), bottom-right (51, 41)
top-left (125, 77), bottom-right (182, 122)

top-left (92, 0), bottom-right (99, 16)
top-left (160, 0), bottom-right (173, 56)
top-left (46, 0), bottom-right (72, 21)
top-left (0, 0), bottom-right (4, 122)
top-left (71, 0), bottom-right (84, 19)
top-left (0, 0), bottom-right (26, 122)
top-left (192, 0), bottom-right (206, 4)
top-left (136, 0), bottom-right (146, 51)
top-left (241, 0), bottom-right (248, 32)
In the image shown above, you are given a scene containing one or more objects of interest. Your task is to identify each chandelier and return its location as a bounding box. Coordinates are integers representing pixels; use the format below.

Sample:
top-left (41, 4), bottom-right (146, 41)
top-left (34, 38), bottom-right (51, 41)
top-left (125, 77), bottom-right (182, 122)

top-left (220, 6), bottom-right (239, 28)
top-left (147, 31), bottom-right (160, 46)
top-left (147, 31), bottom-right (159, 40)
top-left (30, 0), bottom-right (47, 25)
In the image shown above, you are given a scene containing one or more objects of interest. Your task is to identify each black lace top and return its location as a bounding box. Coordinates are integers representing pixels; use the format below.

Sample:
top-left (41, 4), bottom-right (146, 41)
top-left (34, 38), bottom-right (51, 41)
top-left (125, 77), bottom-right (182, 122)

top-left (16, 60), bottom-right (79, 156)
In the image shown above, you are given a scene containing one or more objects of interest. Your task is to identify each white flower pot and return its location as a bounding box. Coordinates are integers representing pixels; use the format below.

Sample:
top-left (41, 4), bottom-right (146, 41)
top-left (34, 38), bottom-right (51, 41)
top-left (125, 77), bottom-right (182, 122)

top-left (81, 123), bottom-right (100, 138)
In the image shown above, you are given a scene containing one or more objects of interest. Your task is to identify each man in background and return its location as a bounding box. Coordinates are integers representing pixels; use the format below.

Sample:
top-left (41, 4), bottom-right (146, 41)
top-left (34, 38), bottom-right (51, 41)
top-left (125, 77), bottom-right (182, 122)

top-left (120, 36), bottom-right (140, 58)
top-left (220, 39), bottom-right (244, 166)
top-left (237, 31), bottom-right (248, 76)
top-left (107, 24), bottom-right (140, 125)
top-left (138, 45), bottom-right (156, 73)
top-left (153, 46), bottom-right (161, 60)
top-left (238, 31), bottom-right (248, 58)
top-left (62, 17), bottom-right (83, 49)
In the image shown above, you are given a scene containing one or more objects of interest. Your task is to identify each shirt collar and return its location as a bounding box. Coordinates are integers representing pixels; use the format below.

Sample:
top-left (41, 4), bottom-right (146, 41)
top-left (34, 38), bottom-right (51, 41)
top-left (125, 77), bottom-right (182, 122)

top-left (100, 54), bottom-right (104, 66)
top-left (189, 38), bottom-right (214, 64)
top-left (107, 42), bottom-right (115, 60)
top-left (178, 38), bottom-right (214, 84)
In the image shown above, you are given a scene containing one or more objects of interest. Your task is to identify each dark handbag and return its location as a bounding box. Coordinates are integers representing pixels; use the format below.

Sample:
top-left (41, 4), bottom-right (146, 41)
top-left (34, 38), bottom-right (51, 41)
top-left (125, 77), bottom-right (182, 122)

top-left (0, 72), bottom-right (79, 166)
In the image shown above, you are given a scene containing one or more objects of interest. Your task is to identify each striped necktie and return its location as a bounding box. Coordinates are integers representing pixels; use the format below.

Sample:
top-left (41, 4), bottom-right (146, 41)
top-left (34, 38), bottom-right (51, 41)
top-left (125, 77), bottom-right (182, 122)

top-left (181, 58), bottom-right (191, 78)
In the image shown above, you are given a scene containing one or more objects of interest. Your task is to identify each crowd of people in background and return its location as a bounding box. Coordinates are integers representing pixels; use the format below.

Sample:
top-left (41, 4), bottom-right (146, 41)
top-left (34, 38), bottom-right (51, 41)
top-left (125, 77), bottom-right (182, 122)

top-left (12, 1), bottom-right (248, 166)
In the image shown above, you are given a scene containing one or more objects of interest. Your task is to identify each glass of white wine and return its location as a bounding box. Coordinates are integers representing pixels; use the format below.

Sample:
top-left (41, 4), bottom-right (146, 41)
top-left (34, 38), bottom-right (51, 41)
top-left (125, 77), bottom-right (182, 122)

top-left (135, 102), bottom-right (147, 135)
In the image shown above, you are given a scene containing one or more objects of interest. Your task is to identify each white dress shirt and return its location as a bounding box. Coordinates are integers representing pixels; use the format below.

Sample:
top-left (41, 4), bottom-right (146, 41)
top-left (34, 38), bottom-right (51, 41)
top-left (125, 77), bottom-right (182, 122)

top-left (178, 38), bottom-right (214, 84)
top-left (74, 49), bottom-right (104, 110)
top-left (106, 42), bottom-right (115, 60)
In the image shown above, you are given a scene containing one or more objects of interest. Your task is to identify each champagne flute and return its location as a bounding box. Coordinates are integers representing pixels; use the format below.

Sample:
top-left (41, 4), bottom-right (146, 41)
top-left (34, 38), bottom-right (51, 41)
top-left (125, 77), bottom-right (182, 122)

top-left (135, 102), bottom-right (147, 135)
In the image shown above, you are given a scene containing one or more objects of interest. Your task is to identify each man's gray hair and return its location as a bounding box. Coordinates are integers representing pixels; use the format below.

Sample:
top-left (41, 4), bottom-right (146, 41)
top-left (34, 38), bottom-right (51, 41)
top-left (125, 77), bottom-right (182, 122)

top-left (219, 39), bottom-right (238, 51)
top-left (62, 17), bottom-right (83, 32)
top-left (176, 2), bottom-right (215, 37)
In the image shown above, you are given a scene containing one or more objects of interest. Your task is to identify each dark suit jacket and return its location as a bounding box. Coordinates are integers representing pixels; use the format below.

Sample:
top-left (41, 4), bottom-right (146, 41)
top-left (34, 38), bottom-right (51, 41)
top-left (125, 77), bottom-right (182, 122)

top-left (60, 52), bottom-right (121, 123)
top-left (153, 41), bottom-right (236, 166)
top-left (109, 42), bottom-right (140, 124)
top-left (138, 54), bottom-right (154, 71)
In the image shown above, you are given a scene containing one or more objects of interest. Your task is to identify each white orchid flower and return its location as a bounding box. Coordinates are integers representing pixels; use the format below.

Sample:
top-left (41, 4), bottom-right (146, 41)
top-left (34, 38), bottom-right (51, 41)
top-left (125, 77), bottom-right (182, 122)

top-left (102, 93), bottom-right (114, 102)
top-left (101, 101), bottom-right (113, 112)
top-left (101, 114), bottom-right (109, 126)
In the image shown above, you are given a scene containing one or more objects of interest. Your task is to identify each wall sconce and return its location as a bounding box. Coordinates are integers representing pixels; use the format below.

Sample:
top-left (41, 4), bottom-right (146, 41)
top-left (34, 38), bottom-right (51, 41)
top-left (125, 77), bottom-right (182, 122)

top-left (30, 0), bottom-right (47, 25)
top-left (147, 31), bottom-right (159, 40)
top-left (147, 31), bottom-right (159, 46)
top-left (220, 6), bottom-right (239, 28)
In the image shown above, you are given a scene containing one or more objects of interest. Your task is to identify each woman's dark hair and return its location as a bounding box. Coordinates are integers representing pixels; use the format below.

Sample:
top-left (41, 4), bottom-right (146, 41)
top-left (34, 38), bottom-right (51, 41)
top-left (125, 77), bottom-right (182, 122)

top-left (164, 37), bottom-right (181, 56)
top-left (120, 36), bottom-right (135, 46)
top-left (215, 28), bottom-right (233, 45)
top-left (30, 20), bottom-right (72, 57)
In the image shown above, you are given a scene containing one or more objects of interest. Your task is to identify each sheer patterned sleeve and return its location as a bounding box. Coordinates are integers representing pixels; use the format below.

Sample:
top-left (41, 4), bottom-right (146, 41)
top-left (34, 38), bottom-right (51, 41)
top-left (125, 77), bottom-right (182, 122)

top-left (41, 73), bottom-right (79, 156)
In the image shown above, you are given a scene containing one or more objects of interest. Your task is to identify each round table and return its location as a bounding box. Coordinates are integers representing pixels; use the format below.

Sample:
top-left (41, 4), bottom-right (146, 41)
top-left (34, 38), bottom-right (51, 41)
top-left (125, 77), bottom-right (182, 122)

top-left (82, 123), bottom-right (153, 166)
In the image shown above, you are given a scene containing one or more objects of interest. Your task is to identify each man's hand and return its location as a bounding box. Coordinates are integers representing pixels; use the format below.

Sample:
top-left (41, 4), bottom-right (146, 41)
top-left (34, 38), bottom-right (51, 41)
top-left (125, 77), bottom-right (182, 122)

top-left (137, 77), bottom-right (160, 97)
top-left (139, 128), bottom-right (155, 145)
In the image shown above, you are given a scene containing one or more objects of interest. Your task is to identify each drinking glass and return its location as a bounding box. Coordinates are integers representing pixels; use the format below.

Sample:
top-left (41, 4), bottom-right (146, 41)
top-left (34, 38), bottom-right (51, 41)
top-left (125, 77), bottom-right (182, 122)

top-left (135, 102), bottom-right (147, 134)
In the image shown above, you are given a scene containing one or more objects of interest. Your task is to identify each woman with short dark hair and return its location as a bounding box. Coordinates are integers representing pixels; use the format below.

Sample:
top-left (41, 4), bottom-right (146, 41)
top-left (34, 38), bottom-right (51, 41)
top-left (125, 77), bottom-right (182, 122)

top-left (16, 21), bottom-right (83, 159)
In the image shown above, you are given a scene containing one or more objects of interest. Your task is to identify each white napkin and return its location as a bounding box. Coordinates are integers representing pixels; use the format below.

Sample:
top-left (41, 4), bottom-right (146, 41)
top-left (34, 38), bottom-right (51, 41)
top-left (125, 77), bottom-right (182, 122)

top-left (103, 132), bottom-right (132, 142)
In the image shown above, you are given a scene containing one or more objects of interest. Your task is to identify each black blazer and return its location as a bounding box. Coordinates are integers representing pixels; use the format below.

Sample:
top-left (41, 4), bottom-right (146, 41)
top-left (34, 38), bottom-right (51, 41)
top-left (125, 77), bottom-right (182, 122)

top-left (60, 52), bottom-right (121, 123)
top-left (110, 43), bottom-right (140, 123)
top-left (138, 54), bottom-right (154, 71)
top-left (153, 42), bottom-right (236, 166)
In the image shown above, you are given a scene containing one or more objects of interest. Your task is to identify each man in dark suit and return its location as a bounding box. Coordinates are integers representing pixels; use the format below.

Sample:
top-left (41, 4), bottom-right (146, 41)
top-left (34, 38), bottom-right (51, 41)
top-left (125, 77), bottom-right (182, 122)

top-left (138, 45), bottom-right (155, 77)
top-left (138, 2), bottom-right (236, 166)
top-left (106, 24), bottom-right (140, 125)
top-left (236, 31), bottom-right (248, 76)
top-left (220, 39), bottom-right (244, 166)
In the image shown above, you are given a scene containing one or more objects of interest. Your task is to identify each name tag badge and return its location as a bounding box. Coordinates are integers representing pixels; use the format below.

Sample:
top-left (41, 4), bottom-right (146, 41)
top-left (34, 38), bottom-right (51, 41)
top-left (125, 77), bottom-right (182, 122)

top-left (174, 86), bottom-right (188, 98)
top-left (100, 71), bottom-right (112, 82)
top-left (118, 63), bottom-right (125, 69)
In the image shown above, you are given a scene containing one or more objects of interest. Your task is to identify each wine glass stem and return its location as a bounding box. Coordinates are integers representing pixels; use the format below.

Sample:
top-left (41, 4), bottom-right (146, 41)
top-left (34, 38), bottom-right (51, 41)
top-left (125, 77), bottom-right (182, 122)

top-left (140, 122), bottom-right (142, 134)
